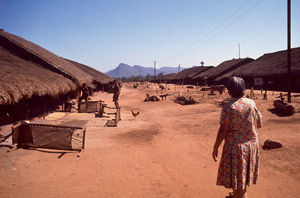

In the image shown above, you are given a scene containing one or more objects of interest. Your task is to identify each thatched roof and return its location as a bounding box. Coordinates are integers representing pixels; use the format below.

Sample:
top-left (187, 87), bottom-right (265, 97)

top-left (215, 47), bottom-right (300, 81)
top-left (65, 59), bottom-right (114, 84)
top-left (174, 66), bottom-right (213, 80)
top-left (193, 58), bottom-right (254, 81)
top-left (160, 66), bottom-right (213, 81)
top-left (0, 46), bottom-right (76, 105)
top-left (0, 30), bottom-right (93, 86)
top-left (160, 73), bottom-right (177, 80)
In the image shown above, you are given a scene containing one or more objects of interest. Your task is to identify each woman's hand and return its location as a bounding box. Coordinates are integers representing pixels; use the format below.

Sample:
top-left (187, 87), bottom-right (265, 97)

top-left (212, 122), bottom-right (228, 162)
top-left (212, 147), bottom-right (218, 162)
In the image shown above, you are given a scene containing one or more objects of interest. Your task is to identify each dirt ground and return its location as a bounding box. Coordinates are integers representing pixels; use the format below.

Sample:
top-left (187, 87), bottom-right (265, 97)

top-left (1, 82), bottom-right (300, 198)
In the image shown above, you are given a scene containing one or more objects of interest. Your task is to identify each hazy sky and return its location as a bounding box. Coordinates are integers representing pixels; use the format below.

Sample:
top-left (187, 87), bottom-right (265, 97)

top-left (0, 0), bottom-right (299, 72)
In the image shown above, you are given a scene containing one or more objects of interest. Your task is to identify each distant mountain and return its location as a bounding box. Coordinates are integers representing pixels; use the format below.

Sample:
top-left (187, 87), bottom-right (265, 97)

top-left (106, 63), bottom-right (181, 78)
top-left (106, 63), bottom-right (139, 78)
top-left (133, 65), bottom-right (153, 77)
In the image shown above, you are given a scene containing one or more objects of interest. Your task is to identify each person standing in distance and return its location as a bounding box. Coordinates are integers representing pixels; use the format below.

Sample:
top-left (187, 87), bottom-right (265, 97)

top-left (112, 80), bottom-right (121, 109)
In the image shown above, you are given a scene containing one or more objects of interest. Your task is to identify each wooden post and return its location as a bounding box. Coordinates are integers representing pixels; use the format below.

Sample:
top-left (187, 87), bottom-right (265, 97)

top-left (287, 0), bottom-right (292, 102)
top-left (43, 101), bottom-right (46, 119)
top-left (250, 87), bottom-right (254, 99)
top-left (263, 90), bottom-right (268, 100)
top-left (25, 101), bottom-right (29, 120)
top-left (280, 93), bottom-right (284, 102)
top-left (62, 95), bottom-right (65, 112)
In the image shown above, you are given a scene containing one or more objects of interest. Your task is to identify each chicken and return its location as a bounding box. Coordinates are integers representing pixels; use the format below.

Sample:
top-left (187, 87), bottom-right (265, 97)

top-left (131, 110), bottom-right (139, 118)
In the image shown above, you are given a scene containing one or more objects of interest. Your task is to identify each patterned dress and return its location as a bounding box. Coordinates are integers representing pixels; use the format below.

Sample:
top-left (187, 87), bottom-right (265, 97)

top-left (217, 97), bottom-right (262, 190)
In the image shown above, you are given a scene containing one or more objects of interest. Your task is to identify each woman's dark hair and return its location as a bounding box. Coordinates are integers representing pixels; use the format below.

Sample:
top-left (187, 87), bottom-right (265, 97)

top-left (226, 76), bottom-right (245, 98)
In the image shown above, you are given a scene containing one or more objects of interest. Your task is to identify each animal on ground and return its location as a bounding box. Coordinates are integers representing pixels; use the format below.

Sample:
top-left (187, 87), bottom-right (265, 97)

top-left (159, 84), bottom-right (165, 90)
top-left (160, 94), bottom-right (169, 100)
top-left (144, 94), bottom-right (160, 102)
top-left (262, 139), bottom-right (282, 150)
top-left (131, 110), bottom-right (139, 118)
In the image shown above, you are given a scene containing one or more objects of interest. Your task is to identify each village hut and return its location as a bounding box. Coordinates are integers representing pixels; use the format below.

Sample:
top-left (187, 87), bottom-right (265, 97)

top-left (65, 59), bottom-right (114, 92)
top-left (0, 30), bottom-right (93, 87)
top-left (161, 66), bottom-right (213, 84)
top-left (215, 47), bottom-right (300, 92)
top-left (193, 58), bottom-right (254, 86)
top-left (158, 73), bottom-right (177, 84)
top-left (174, 66), bottom-right (213, 85)
top-left (0, 45), bottom-right (77, 125)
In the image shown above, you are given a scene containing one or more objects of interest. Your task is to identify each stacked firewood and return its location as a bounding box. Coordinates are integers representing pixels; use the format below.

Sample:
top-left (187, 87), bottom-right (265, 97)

top-left (174, 95), bottom-right (196, 105)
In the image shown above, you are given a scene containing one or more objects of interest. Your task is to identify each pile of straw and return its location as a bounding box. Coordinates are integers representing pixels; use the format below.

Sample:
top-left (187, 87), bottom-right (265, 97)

top-left (174, 95), bottom-right (196, 105)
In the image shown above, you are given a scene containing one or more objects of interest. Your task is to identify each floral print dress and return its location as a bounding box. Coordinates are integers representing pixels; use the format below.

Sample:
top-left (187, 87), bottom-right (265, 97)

top-left (217, 97), bottom-right (262, 190)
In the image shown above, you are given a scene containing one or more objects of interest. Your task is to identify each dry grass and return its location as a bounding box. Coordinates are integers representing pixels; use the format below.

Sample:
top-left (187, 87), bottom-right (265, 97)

top-left (0, 46), bottom-right (76, 105)
top-left (158, 73), bottom-right (177, 81)
top-left (159, 66), bottom-right (213, 82)
top-left (173, 66), bottom-right (213, 80)
top-left (65, 59), bottom-right (113, 84)
top-left (193, 58), bottom-right (254, 81)
top-left (0, 30), bottom-right (93, 86)
top-left (216, 47), bottom-right (300, 81)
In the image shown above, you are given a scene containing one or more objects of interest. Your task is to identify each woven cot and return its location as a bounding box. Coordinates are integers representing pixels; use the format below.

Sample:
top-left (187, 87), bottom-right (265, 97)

top-left (12, 122), bottom-right (86, 151)
top-left (78, 100), bottom-right (102, 113)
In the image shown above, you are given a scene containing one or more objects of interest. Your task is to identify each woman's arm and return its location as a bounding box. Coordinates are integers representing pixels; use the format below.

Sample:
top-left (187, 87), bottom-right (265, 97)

top-left (257, 111), bottom-right (262, 129)
top-left (212, 121), bottom-right (229, 161)
top-left (257, 119), bottom-right (262, 129)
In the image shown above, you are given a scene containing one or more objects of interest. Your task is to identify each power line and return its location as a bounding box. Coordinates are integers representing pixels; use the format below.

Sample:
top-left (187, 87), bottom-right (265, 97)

top-left (185, 0), bottom-right (263, 55)
top-left (160, 0), bottom-right (251, 62)
top-left (160, 0), bottom-right (263, 64)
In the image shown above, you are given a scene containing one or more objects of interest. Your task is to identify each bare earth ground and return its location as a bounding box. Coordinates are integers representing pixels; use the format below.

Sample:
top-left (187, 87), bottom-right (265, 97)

top-left (1, 83), bottom-right (300, 198)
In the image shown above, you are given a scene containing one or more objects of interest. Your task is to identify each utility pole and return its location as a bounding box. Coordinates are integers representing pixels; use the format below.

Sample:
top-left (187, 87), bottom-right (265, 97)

top-left (287, 0), bottom-right (292, 103)
top-left (238, 43), bottom-right (240, 59)
top-left (238, 43), bottom-right (241, 67)
top-left (153, 61), bottom-right (157, 79)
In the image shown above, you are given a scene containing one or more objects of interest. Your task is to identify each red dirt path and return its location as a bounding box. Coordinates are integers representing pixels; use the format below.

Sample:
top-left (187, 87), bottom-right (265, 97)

top-left (1, 83), bottom-right (300, 198)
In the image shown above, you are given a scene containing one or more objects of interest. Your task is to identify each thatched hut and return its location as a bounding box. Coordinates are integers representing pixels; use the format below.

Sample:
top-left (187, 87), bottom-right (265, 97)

top-left (193, 58), bottom-right (254, 86)
top-left (65, 59), bottom-right (114, 92)
top-left (215, 47), bottom-right (300, 92)
top-left (174, 66), bottom-right (213, 84)
top-left (0, 30), bottom-right (110, 125)
top-left (160, 66), bottom-right (213, 84)
top-left (159, 73), bottom-right (177, 83)
top-left (0, 45), bottom-right (77, 125)
top-left (0, 30), bottom-right (93, 86)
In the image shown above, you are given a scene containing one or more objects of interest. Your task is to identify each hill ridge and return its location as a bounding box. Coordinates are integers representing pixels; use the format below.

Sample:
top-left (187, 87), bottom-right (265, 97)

top-left (106, 63), bottom-right (184, 78)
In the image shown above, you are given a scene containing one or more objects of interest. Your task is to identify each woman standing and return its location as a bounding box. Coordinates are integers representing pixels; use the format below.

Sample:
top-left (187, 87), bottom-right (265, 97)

top-left (212, 77), bottom-right (262, 198)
